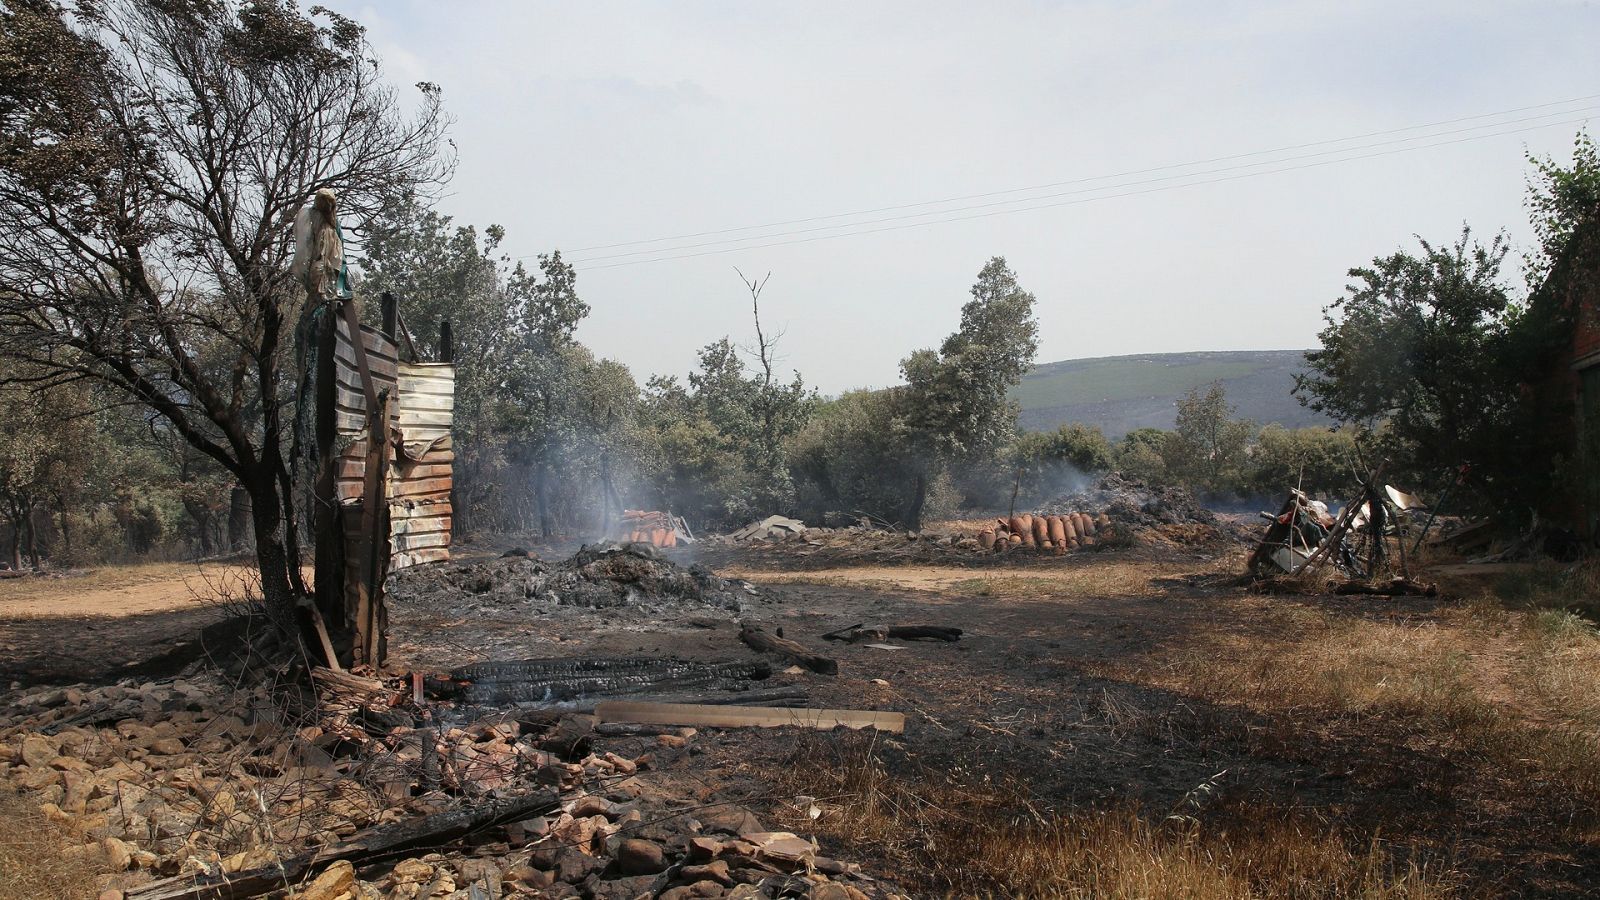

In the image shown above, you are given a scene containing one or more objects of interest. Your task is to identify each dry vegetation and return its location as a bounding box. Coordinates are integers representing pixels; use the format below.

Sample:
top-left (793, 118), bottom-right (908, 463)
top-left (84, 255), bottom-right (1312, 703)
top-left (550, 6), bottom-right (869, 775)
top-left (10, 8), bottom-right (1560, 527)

top-left (0, 788), bottom-right (104, 900)
top-left (773, 732), bottom-right (1456, 899)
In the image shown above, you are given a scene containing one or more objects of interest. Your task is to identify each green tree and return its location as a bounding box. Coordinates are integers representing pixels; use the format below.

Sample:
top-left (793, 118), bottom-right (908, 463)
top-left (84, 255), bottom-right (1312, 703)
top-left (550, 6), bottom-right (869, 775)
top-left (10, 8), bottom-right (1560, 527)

top-left (0, 368), bottom-right (101, 568)
top-left (499, 252), bottom-right (595, 537)
top-left (1248, 425), bottom-right (1359, 499)
top-left (899, 257), bottom-right (1040, 527)
top-left (1166, 381), bottom-right (1255, 494)
top-left (1115, 428), bottom-right (1172, 485)
top-left (1525, 131), bottom-right (1600, 290)
top-left (1011, 423), bottom-right (1112, 505)
top-left (1295, 228), bottom-right (1525, 512)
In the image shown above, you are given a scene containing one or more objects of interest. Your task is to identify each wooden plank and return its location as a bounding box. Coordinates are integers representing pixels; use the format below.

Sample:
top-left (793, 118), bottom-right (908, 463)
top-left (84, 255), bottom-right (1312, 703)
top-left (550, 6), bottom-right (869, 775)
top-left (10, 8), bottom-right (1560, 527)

top-left (390, 514), bottom-right (452, 534)
top-left (392, 531), bottom-right (450, 551)
top-left (594, 701), bottom-right (904, 733)
top-left (392, 475), bottom-right (453, 495)
top-left (392, 548), bottom-right (451, 569)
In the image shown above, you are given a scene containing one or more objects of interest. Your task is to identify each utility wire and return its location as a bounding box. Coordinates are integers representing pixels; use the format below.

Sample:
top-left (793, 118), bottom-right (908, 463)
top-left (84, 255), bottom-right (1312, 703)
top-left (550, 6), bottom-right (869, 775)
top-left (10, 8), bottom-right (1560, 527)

top-left (543, 93), bottom-right (1600, 259)
top-left (568, 104), bottom-right (1600, 265)
top-left (571, 112), bottom-right (1596, 272)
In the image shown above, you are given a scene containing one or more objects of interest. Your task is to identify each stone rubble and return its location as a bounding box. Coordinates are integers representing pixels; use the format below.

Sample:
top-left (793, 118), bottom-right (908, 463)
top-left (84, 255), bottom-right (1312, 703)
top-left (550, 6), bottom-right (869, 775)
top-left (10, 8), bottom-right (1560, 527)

top-left (2, 674), bottom-right (900, 899)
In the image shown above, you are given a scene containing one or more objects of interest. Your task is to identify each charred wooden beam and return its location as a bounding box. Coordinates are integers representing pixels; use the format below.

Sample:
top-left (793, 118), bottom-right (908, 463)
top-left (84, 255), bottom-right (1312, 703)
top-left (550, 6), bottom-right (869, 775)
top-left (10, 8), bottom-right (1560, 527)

top-left (739, 623), bottom-right (838, 675)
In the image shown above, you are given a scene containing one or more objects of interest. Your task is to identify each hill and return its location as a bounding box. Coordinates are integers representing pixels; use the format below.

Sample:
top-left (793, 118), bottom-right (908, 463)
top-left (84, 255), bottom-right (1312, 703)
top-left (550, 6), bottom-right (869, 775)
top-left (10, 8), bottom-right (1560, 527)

top-left (1013, 350), bottom-right (1331, 439)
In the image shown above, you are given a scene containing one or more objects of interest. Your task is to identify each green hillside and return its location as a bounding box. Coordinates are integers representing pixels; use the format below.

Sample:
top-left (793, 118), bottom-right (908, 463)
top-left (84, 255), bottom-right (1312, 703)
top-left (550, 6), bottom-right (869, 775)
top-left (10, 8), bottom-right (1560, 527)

top-left (1013, 350), bottom-right (1329, 439)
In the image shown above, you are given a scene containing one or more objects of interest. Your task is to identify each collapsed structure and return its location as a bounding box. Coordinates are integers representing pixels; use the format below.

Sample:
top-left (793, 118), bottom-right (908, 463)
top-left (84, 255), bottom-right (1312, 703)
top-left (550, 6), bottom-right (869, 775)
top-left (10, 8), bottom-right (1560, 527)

top-left (296, 188), bottom-right (457, 670)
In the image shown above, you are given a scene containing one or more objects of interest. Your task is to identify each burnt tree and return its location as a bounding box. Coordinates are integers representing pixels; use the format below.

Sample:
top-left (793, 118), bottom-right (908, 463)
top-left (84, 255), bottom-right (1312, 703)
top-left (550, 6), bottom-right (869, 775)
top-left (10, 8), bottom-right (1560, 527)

top-left (0, 1), bottom-right (449, 612)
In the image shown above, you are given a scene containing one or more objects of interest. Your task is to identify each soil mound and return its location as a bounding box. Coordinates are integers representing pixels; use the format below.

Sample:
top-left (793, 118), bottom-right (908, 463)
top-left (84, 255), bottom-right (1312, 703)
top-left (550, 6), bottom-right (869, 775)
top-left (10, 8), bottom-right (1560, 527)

top-left (387, 542), bottom-right (750, 612)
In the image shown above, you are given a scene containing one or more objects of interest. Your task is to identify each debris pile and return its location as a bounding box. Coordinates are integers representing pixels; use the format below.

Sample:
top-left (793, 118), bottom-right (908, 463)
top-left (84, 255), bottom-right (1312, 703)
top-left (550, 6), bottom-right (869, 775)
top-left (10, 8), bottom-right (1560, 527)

top-left (1040, 472), bottom-right (1216, 531)
top-left (428, 656), bottom-right (773, 706)
top-left (616, 509), bottom-right (695, 548)
top-left (730, 515), bottom-right (808, 541)
top-left (387, 542), bottom-right (752, 612)
top-left (1, 669), bottom-right (899, 899)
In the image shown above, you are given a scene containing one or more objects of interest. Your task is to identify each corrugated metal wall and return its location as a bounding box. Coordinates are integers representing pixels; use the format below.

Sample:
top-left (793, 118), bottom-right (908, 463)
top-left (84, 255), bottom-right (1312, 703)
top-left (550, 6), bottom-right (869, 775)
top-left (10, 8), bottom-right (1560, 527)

top-left (391, 362), bottom-right (455, 570)
top-left (331, 320), bottom-right (454, 572)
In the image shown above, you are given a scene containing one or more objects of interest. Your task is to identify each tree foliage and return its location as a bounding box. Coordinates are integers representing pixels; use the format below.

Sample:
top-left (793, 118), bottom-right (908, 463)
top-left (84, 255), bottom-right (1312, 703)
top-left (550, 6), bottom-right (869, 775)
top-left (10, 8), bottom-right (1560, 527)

top-left (1165, 381), bottom-right (1255, 495)
top-left (0, 0), bottom-right (450, 603)
top-left (1295, 228), bottom-right (1530, 511)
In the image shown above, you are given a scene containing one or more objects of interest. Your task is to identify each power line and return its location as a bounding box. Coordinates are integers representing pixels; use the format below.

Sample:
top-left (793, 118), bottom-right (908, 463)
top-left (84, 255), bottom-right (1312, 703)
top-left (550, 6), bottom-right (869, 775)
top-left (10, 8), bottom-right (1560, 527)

top-left (541, 93), bottom-right (1600, 259)
top-left (571, 112), bottom-right (1596, 272)
top-left (567, 104), bottom-right (1600, 265)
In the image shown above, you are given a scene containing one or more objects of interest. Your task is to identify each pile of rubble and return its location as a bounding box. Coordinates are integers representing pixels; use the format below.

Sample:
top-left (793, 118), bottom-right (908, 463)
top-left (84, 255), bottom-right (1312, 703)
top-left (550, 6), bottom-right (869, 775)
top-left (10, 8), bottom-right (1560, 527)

top-left (387, 543), bottom-right (753, 613)
top-left (615, 509), bottom-right (695, 549)
top-left (729, 516), bottom-right (807, 542)
top-left (1, 669), bottom-right (898, 899)
top-left (1039, 472), bottom-right (1216, 531)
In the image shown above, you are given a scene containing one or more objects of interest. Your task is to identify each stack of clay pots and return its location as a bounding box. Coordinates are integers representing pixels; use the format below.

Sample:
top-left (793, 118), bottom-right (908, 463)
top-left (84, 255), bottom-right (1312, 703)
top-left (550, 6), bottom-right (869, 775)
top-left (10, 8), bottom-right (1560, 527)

top-left (977, 511), bottom-right (1111, 554)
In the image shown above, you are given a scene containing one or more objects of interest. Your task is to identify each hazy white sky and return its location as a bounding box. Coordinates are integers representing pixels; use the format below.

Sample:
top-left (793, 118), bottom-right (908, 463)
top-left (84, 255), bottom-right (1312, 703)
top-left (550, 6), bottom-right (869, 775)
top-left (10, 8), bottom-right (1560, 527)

top-left (328, 1), bottom-right (1599, 394)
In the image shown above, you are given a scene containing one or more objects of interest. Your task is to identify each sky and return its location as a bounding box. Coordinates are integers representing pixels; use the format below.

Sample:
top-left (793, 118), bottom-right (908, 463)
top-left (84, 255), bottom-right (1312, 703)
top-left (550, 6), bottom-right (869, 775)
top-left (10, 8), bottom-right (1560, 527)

top-left (325, 1), bottom-right (1600, 395)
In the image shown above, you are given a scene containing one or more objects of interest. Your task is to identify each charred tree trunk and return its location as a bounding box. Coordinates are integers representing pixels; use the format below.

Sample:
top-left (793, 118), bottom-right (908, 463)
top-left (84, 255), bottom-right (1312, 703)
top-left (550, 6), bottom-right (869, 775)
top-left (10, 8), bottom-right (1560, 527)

top-left (6, 517), bottom-right (20, 571)
top-left (903, 472), bottom-right (928, 532)
top-left (24, 510), bottom-right (41, 570)
top-left (242, 465), bottom-right (298, 615)
top-left (228, 486), bottom-right (252, 552)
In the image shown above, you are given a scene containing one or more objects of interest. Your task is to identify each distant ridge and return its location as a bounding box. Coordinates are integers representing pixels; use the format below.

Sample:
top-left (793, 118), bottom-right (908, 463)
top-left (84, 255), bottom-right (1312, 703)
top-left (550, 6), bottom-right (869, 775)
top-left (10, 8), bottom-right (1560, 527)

top-left (1013, 350), bottom-right (1331, 439)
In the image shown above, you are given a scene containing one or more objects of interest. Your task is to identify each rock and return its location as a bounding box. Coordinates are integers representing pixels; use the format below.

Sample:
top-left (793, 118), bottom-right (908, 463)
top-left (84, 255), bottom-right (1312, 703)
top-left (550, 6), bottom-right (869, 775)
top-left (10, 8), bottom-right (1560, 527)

top-left (103, 837), bottom-right (134, 871)
top-left (14, 764), bottom-right (61, 791)
top-left (694, 805), bottom-right (764, 836)
top-left (661, 881), bottom-right (726, 899)
top-left (147, 738), bottom-right (186, 756)
top-left (616, 838), bottom-right (668, 875)
top-left (221, 847), bottom-right (279, 873)
top-left (741, 831), bottom-right (816, 868)
top-left (807, 884), bottom-right (860, 900)
top-left (390, 857), bottom-right (436, 885)
top-left (505, 861), bottom-right (555, 890)
top-left (555, 847), bottom-right (604, 884)
top-left (681, 860), bottom-right (734, 886)
top-left (20, 734), bottom-right (59, 768)
top-left (454, 857), bottom-right (501, 892)
top-left (301, 860), bottom-right (355, 900)
top-left (570, 795), bottom-right (620, 820)
top-left (589, 874), bottom-right (659, 900)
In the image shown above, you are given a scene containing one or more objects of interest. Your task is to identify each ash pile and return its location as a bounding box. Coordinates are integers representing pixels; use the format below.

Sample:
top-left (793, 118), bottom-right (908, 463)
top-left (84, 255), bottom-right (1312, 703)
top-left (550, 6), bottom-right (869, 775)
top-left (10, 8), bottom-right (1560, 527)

top-left (387, 542), bottom-right (753, 613)
top-left (1040, 472), bottom-right (1218, 539)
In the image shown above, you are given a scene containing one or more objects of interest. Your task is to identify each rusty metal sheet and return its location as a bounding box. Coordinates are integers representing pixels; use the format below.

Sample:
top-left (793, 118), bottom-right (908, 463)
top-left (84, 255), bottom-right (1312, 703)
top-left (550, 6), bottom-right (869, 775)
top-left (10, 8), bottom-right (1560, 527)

top-left (333, 317), bottom-right (399, 439)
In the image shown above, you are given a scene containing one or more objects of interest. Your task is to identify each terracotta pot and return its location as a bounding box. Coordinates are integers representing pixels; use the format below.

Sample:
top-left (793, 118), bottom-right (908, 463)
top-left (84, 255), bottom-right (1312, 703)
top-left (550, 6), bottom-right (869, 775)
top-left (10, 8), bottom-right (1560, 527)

top-left (1048, 515), bottom-right (1067, 547)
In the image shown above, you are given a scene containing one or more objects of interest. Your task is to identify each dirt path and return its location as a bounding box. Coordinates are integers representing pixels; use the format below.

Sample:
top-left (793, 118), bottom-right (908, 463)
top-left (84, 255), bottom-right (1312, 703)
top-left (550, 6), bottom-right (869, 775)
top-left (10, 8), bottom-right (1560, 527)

top-left (0, 562), bottom-right (262, 686)
top-left (0, 561), bottom-right (258, 618)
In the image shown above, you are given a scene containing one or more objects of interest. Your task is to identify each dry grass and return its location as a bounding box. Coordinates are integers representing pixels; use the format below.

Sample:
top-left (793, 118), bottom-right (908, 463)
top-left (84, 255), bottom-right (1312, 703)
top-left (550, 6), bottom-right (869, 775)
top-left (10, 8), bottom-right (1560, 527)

top-left (775, 732), bottom-right (1457, 899)
top-left (1135, 603), bottom-right (1600, 823)
top-left (0, 789), bottom-right (103, 900)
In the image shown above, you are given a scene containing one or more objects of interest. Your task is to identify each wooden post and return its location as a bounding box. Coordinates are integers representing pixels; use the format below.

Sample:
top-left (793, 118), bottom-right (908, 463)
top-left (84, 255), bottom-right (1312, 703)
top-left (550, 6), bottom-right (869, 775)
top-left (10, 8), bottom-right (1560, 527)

top-left (439, 319), bottom-right (453, 363)
top-left (311, 302), bottom-right (347, 662)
